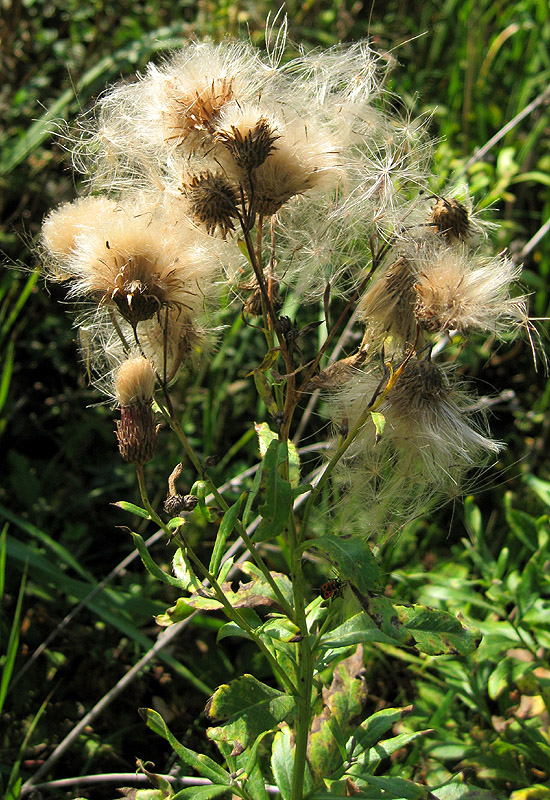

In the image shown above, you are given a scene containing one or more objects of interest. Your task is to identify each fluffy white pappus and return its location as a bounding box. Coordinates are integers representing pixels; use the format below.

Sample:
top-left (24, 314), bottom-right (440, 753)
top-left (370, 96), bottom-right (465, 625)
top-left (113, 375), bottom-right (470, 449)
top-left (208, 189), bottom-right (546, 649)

top-left (274, 189), bottom-right (374, 303)
top-left (332, 448), bottom-right (445, 538)
top-left (138, 40), bottom-right (280, 155)
top-left (357, 252), bottom-right (417, 347)
top-left (412, 243), bottom-right (527, 336)
top-left (55, 209), bottom-right (222, 326)
top-left (343, 114), bottom-right (434, 239)
top-left (41, 196), bottom-right (122, 278)
top-left (244, 115), bottom-right (344, 217)
top-left (115, 355), bottom-right (156, 407)
top-left (331, 358), bottom-right (502, 493)
top-left (281, 40), bottom-right (387, 109)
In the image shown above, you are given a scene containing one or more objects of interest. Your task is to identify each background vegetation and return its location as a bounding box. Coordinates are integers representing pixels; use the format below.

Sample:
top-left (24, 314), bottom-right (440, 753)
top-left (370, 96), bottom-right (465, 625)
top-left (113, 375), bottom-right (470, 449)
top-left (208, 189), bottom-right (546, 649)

top-left (1, 0), bottom-right (550, 797)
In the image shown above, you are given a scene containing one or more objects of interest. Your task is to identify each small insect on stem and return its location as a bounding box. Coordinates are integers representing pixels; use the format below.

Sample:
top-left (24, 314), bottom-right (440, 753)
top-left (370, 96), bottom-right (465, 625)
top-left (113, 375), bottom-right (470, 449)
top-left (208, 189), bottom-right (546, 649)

top-left (319, 578), bottom-right (346, 600)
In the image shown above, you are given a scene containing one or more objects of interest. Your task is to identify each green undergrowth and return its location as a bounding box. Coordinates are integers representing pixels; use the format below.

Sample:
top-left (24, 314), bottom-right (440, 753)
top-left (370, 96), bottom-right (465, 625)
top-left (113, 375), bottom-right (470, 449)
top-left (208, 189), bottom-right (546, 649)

top-left (1, 1), bottom-right (549, 798)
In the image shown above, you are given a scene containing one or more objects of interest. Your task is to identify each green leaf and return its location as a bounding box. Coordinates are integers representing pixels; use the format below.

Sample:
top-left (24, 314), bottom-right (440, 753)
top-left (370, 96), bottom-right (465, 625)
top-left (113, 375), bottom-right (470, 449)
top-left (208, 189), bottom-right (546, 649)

top-left (141, 708), bottom-right (230, 785)
top-left (351, 774), bottom-right (429, 799)
top-left (367, 597), bottom-right (480, 656)
top-left (504, 500), bottom-right (539, 551)
top-left (209, 495), bottom-right (244, 577)
top-left (171, 786), bottom-right (230, 799)
top-left (352, 707), bottom-right (412, 754)
top-left (525, 475), bottom-right (550, 507)
top-left (320, 612), bottom-right (403, 653)
top-left (352, 730), bottom-right (431, 773)
top-left (0, 561), bottom-right (27, 713)
top-left (463, 496), bottom-right (483, 538)
top-left (130, 530), bottom-right (188, 588)
top-left (155, 597), bottom-right (198, 627)
top-left (370, 411), bottom-right (386, 442)
top-left (255, 422), bottom-right (300, 487)
top-left (206, 674), bottom-right (295, 748)
top-left (114, 501), bottom-right (151, 520)
top-left (271, 725), bottom-right (293, 800)
top-left (217, 610), bottom-right (261, 642)
top-left (308, 648), bottom-right (368, 784)
top-left (304, 535), bottom-right (380, 596)
top-left (254, 439), bottom-right (293, 542)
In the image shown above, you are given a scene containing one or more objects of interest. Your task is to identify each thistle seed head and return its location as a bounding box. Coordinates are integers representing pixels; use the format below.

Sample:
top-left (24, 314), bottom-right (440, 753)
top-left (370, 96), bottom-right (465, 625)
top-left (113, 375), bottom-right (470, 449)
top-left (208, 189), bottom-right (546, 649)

top-left (429, 197), bottom-right (471, 243)
top-left (216, 114), bottom-right (279, 171)
top-left (184, 172), bottom-right (240, 237)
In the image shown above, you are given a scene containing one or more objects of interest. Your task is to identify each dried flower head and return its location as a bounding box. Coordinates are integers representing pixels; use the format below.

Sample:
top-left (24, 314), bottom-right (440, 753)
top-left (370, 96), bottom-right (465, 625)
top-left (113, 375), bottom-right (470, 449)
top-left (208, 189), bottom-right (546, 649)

top-left (215, 108), bottom-right (280, 171)
top-left (49, 211), bottom-right (213, 327)
top-left (247, 119), bottom-right (341, 216)
top-left (412, 244), bottom-right (526, 335)
top-left (144, 41), bottom-right (269, 154)
top-left (115, 355), bottom-right (156, 406)
top-left (115, 356), bottom-right (158, 465)
top-left (333, 357), bottom-right (501, 494)
top-left (183, 172), bottom-right (240, 237)
top-left (429, 197), bottom-right (471, 243)
top-left (358, 256), bottom-right (417, 346)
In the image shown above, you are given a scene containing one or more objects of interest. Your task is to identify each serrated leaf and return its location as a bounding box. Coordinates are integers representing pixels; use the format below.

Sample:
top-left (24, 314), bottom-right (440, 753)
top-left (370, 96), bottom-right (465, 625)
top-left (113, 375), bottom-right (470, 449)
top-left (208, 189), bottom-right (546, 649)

top-left (305, 535), bottom-right (380, 596)
top-left (141, 708), bottom-right (230, 785)
top-left (206, 675), bottom-right (295, 748)
top-left (354, 592), bottom-right (480, 655)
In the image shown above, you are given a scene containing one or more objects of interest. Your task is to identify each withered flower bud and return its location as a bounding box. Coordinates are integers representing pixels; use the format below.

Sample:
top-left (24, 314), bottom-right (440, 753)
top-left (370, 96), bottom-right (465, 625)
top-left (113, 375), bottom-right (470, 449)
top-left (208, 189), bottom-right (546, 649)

top-left (115, 357), bottom-right (158, 465)
top-left (429, 197), bottom-right (471, 243)
top-left (184, 172), bottom-right (240, 237)
top-left (164, 494), bottom-right (198, 515)
top-left (216, 116), bottom-right (279, 171)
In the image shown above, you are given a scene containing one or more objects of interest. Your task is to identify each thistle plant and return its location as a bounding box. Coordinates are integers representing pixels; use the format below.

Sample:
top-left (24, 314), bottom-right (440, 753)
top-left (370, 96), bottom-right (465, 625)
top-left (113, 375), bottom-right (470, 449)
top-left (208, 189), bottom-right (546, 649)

top-left (39, 25), bottom-right (529, 800)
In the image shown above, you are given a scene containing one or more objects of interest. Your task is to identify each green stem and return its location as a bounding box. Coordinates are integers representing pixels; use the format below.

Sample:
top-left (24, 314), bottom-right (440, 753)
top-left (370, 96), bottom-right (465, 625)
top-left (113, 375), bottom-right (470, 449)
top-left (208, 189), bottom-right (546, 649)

top-left (136, 466), bottom-right (298, 695)
top-left (158, 397), bottom-right (294, 617)
top-left (288, 515), bottom-right (315, 800)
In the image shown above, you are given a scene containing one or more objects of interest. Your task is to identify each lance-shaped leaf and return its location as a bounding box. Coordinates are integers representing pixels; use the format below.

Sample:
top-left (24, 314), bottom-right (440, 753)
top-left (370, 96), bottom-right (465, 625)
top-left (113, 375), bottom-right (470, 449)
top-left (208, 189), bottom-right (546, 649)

top-left (271, 725), bottom-right (315, 800)
top-left (206, 674), bottom-right (295, 749)
top-left (319, 613), bottom-right (404, 663)
top-left (209, 494), bottom-right (244, 578)
top-left (140, 708), bottom-right (230, 785)
top-left (128, 530), bottom-right (189, 589)
top-left (184, 566), bottom-right (292, 614)
top-left (308, 647), bottom-right (368, 784)
top-left (254, 439), bottom-right (293, 542)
